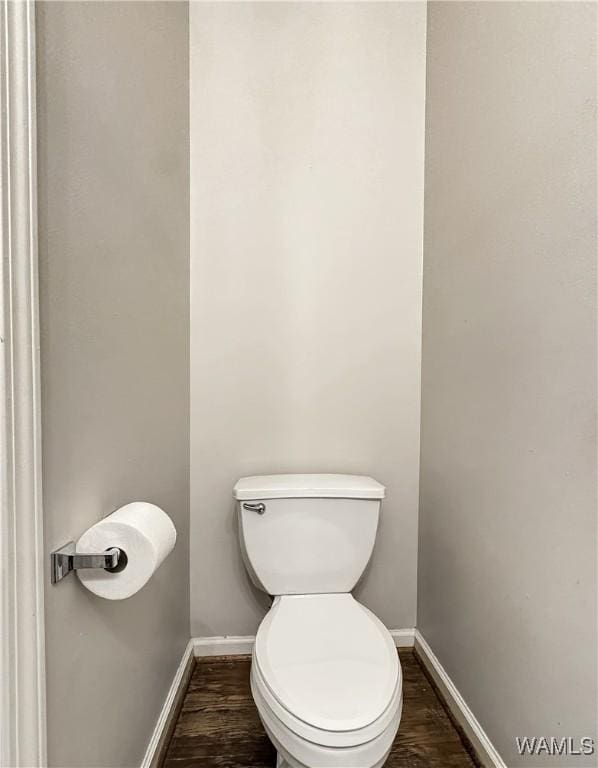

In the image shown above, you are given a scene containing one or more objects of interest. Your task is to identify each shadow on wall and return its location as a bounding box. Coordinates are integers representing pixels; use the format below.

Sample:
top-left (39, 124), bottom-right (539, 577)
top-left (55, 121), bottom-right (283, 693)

top-left (231, 499), bottom-right (273, 623)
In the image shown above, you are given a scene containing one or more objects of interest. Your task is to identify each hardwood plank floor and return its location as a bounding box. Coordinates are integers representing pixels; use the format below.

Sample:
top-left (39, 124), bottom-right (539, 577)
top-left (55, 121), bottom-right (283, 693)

top-left (163, 649), bottom-right (477, 768)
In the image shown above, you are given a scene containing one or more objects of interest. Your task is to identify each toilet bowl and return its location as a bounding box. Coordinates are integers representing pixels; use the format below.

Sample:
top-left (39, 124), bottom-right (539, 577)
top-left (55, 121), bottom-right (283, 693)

top-left (235, 474), bottom-right (401, 768)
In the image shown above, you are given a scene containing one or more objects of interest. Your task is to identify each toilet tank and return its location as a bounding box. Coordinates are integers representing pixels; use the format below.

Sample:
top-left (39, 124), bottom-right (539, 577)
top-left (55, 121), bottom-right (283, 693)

top-left (235, 474), bottom-right (385, 596)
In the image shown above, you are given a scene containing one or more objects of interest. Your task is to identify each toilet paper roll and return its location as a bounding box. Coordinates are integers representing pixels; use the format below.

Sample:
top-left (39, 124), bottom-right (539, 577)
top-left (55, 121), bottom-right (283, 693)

top-left (76, 502), bottom-right (176, 600)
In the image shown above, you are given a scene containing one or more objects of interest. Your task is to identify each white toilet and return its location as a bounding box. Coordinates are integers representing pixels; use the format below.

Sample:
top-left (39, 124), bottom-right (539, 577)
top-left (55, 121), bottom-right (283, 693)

top-left (234, 474), bottom-right (402, 768)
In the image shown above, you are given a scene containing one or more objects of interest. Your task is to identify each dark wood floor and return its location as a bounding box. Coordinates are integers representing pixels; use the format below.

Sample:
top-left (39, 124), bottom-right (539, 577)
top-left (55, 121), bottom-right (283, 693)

top-left (163, 649), bottom-right (478, 768)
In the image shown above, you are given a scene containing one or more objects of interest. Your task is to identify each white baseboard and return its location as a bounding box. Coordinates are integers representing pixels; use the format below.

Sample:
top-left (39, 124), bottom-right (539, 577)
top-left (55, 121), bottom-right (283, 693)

top-left (414, 630), bottom-right (506, 768)
top-left (141, 639), bottom-right (195, 768)
top-left (389, 628), bottom-right (415, 647)
top-left (192, 628), bottom-right (415, 657)
top-left (193, 635), bottom-right (255, 656)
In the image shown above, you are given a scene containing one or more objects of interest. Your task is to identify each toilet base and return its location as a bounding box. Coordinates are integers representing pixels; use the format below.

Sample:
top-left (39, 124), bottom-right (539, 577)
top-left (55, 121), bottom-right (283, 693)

top-left (272, 744), bottom-right (390, 768)
top-left (263, 713), bottom-right (394, 768)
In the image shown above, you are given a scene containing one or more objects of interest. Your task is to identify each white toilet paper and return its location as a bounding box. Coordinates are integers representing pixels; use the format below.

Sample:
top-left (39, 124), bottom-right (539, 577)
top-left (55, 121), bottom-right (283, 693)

top-left (76, 502), bottom-right (176, 600)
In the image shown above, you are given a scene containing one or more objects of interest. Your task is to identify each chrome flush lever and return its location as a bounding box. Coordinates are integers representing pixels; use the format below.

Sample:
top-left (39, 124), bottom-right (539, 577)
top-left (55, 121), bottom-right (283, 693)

top-left (242, 502), bottom-right (266, 515)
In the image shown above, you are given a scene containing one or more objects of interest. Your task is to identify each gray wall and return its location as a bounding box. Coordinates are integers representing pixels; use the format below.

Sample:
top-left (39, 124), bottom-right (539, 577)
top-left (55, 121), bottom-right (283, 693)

top-left (36, 3), bottom-right (190, 766)
top-left (419, 3), bottom-right (597, 766)
top-left (189, 2), bottom-right (427, 637)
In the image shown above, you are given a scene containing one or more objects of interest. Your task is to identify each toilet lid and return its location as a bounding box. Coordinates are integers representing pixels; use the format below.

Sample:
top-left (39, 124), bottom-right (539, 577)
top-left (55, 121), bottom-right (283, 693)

top-left (254, 594), bottom-right (399, 733)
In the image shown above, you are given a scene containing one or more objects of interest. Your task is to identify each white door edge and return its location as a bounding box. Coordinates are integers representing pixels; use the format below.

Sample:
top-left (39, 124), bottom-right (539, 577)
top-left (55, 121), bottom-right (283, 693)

top-left (0, 1), bottom-right (47, 765)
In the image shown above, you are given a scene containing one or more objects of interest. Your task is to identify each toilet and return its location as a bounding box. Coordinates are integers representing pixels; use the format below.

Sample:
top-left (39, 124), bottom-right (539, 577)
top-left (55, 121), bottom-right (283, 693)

top-left (234, 474), bottom-right (402, 768)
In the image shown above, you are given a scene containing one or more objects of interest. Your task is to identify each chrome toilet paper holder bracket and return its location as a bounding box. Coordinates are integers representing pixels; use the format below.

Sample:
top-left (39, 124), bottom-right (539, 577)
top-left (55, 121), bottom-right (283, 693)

top-left (50, 542), bottom-right (122, 584)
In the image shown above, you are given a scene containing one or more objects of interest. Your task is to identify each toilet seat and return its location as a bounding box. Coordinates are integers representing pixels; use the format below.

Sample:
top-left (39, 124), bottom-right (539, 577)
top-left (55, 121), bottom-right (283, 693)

top-left (252, 666), bottom-right (401, 768)
top-left (253, 593), bottom-right (401, 748)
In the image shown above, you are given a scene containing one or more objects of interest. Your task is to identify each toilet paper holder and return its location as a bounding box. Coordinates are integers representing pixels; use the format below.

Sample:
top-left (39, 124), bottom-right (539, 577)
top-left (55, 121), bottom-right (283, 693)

top-left (51, 542), bottom-right (124, 584)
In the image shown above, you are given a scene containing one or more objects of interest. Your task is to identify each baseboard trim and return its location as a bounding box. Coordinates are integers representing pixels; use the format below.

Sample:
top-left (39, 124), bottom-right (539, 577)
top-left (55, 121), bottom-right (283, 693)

top-left (141, 639), bottom-right (195, 768)
top-left (193, 635), bottom-right (255, 656)
top-left (414, 631), bottom-right (506, 768)
top-left (192, 628), bottom-right (415, 657)
top-left (389, 628), bottom-right (415, 647)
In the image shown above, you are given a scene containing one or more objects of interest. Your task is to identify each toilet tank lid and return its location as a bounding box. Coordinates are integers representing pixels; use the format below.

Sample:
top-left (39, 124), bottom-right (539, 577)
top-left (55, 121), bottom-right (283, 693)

top-left (234, 474), bottom-right (385, 501)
